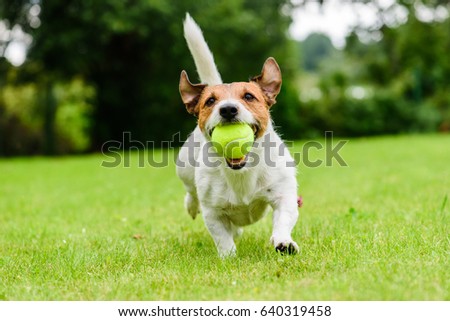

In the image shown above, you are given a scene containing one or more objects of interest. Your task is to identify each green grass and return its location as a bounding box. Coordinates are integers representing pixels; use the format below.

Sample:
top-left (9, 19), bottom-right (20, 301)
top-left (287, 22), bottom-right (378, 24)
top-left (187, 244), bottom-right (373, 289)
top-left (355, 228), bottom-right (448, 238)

top-left (0, 134), bottom-right (449, 300)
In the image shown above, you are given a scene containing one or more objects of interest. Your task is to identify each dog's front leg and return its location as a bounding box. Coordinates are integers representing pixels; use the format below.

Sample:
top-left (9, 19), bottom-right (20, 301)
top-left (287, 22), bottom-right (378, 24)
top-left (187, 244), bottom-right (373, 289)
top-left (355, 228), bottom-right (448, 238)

top-left (202, 207), bottom-right (236, 258)
top-left (270, 194), bottom-right (299, 255)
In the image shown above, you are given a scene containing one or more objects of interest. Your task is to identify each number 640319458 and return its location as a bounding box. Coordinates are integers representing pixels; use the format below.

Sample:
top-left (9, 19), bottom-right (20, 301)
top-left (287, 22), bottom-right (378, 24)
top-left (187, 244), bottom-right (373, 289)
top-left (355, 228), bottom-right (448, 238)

top-left (260, 305), bottom-right (332, 317)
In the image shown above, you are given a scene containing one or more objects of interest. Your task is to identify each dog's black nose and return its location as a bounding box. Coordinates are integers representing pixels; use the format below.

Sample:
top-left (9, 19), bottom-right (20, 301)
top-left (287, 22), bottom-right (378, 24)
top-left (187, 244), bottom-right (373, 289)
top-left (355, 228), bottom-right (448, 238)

top-left (219, 105), bottom-right (238, 120)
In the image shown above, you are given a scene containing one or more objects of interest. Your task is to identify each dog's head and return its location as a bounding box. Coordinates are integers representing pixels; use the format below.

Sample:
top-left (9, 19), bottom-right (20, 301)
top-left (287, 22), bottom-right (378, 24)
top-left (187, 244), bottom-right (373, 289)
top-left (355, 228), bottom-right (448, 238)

top-left (179, 57), bottom-right (282, 168)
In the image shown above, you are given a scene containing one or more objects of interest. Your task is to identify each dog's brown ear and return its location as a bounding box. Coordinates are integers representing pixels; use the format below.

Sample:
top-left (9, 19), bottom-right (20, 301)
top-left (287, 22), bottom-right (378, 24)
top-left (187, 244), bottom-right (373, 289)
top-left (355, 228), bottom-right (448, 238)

top-left (251, 57), bottom-right (282, 107)
top-left (179, 71), bottom-right (206, 115)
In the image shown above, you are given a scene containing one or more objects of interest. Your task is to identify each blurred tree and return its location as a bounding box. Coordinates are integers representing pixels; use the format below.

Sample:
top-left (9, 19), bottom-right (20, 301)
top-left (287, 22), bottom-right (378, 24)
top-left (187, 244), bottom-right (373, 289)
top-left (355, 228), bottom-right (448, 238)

top-left (4, 0), bottom-right (448, 154)
top-left (298, 0), bottom-right (449, 137)
top-left (0, 0), bottom-right (300, 154)
top-left (299, 33), bottom-right (336, 71)
top-left (344, 1), bottom-right (450, 132)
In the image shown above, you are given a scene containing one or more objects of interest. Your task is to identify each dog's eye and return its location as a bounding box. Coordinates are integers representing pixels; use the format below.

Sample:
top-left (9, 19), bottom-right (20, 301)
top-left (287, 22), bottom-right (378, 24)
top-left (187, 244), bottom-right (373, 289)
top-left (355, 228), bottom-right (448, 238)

top-left (205, 97), bottom-right (216, 107)
top-left (244, 93), bottom-right (255, 101)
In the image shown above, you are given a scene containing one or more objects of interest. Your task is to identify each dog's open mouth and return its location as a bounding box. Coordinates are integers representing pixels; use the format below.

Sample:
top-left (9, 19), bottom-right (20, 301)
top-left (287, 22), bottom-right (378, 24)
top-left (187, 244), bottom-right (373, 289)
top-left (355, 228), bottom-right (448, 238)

top-left (226, 155), bottom-right (248, 170)
top-left (209, 123), bottom-right (259, 170)
top-left (226, 124), bottom-right (258, 170)
top-left (250, 124), bottom-right (259, 139)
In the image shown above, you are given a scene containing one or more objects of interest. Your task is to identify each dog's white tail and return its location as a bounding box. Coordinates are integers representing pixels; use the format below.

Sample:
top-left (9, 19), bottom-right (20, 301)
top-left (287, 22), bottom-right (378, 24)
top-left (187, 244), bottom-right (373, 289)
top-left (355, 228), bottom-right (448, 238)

top-left (183, 13), bottom-right (222, 85)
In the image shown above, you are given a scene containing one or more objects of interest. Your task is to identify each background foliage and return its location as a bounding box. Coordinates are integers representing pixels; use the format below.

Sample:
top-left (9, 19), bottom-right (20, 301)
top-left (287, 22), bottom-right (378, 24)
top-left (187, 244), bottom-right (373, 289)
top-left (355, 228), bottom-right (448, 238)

top-left (0, 0), bottom-right (449, 155)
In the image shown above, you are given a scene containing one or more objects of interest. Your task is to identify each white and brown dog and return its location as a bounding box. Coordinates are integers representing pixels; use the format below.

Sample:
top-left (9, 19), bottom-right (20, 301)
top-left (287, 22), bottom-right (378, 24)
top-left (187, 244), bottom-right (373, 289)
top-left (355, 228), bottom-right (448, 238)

top-left (177, 14), bottom-right (299, 257)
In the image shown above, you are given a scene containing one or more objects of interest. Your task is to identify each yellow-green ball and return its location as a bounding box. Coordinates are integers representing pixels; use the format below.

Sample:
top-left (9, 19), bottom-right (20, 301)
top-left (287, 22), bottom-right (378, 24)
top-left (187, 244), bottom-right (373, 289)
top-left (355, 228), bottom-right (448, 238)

top-left (211, 123), bottom-right (254, 159)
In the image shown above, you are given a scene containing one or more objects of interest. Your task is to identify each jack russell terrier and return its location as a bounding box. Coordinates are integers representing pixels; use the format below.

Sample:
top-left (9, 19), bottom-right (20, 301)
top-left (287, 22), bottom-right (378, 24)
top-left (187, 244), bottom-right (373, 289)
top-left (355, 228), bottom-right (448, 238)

top-left (177, 13), bottom-right (299, 257)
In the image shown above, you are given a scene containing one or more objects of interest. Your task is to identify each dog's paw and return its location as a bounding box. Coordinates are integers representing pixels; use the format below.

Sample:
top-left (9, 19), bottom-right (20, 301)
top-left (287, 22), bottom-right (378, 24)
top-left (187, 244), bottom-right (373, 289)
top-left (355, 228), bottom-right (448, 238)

top-left (275, 242), bottom-right (299, 255)
top-left (218, 246), bottom-right (237, 259)
top-left (270, 236), bottom-right (299, 255)
top-left (184, 193), bottom-right (199, 219)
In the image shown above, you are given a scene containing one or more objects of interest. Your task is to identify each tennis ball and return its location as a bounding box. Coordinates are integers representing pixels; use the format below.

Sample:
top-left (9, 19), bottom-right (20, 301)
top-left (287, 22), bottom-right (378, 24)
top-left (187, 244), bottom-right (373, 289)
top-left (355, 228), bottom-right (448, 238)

top-left (211, 123), bottom-right (255, 159)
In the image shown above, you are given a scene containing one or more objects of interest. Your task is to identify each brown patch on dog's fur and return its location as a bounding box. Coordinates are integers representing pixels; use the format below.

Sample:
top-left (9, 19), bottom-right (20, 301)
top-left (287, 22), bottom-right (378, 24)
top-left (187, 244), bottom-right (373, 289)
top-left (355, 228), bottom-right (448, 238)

top-left (195, 83), bottom-right (270, 138)
top-left (251, 58), bottom-right (282, 107)
top-left (179, 71), bottom-right (206, 115)
top-left (238, 82), bottom-right (271, 138)
top-left (179, 57), bottom-right (282, 139)
top-left (196, 85), bottom-right (225, 131)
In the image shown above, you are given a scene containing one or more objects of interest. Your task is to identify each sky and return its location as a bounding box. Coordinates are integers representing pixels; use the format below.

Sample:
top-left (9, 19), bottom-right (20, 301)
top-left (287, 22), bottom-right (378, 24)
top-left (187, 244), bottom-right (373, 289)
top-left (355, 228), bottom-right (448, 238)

top-left (289, 0), bottom-right (449, 48)
top-left (289, 0), bottom-right (398, 48)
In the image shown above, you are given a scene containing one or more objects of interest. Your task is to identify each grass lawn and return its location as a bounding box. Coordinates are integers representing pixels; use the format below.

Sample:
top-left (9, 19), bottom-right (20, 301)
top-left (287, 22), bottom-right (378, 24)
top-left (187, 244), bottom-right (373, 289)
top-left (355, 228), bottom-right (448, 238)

top-left (0, 134), bottom-right (449, 300)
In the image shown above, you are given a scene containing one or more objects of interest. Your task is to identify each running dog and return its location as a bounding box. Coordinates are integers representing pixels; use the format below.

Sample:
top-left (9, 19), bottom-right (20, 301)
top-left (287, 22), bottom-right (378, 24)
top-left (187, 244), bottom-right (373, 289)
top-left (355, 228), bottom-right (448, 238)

top-left (177, 13), bottom-right (299, 257)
